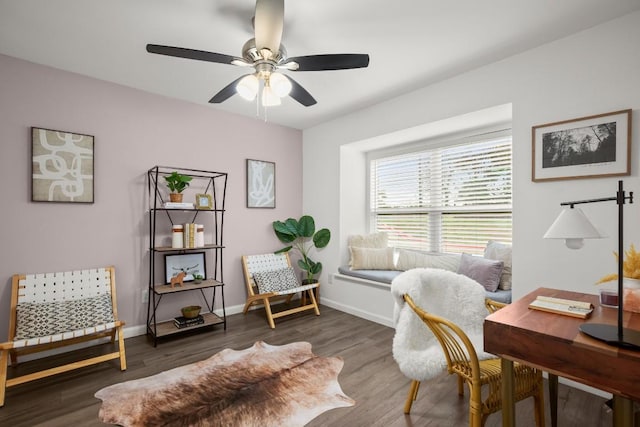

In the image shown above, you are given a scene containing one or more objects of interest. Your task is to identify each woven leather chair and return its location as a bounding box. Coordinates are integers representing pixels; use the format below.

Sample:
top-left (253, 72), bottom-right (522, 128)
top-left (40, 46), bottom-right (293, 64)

top-left (403, 294), bottom-right (545, 427)
top-left (241, 253), bottom-right (320, 329)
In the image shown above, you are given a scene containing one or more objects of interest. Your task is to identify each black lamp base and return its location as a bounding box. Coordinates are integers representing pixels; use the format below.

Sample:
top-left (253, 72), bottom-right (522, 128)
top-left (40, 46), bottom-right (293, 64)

top-left (580, 323), bottom-right (640, 350)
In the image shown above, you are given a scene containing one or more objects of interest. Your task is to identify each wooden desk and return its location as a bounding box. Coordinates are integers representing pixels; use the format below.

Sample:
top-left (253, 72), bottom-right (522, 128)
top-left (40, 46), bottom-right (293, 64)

top-left (484, 287), bottom-right (640, 427)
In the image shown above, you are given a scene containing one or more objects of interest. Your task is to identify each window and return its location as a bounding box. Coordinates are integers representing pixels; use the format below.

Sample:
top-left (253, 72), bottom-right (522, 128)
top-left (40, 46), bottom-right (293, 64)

top-left (369, 131), bottom-right (512, 255)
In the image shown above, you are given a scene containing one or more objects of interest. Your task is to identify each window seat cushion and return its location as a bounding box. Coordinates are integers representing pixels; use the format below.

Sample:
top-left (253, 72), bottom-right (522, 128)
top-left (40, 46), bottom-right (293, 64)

top-left (337, 265), bottom-right (511, 303)
top-left (338, 266), bottom-right (402, 284)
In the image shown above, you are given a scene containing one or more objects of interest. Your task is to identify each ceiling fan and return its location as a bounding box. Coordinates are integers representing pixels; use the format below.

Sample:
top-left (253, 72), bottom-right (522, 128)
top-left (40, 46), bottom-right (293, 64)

top-left (146, 0), bottom-right (369, 107)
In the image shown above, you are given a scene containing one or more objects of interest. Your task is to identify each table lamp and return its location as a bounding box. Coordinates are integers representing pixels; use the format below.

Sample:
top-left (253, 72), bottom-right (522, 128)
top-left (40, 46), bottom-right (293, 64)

top-left (544, 180), bottom-right (640, 349)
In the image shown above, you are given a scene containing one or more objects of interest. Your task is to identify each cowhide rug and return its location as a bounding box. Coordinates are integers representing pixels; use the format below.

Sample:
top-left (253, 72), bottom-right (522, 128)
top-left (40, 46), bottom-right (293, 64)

top-left (95, 341), bottom-right (354, 427)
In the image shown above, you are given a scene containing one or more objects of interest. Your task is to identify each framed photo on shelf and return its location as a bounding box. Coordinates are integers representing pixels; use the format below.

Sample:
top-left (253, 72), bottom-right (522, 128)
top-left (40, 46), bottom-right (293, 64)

top-left (195, 193), bottom-right (212, 209)
top-left (31, 127), bottom-right (95, 203)
top-left (164, 252), bottom-right (207, 283)
top-left (246, 159), bottom-right (275, 208)
top-left (532, 109), bottom-right (631, 182)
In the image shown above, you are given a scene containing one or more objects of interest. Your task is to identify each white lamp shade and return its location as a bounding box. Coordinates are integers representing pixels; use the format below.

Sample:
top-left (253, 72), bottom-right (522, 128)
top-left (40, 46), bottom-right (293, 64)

top-left (269, 72), bottom-right (292, 97)
top-left (236, 74), bottom-right (259, 100)
top-left (261, 85), bottom-right (281, 106)
top-left (544, 207), bottom-right (604, 249)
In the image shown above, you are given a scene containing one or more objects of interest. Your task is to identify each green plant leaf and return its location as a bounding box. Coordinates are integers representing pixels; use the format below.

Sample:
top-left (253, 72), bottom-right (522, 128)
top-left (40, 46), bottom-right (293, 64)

top-left (274, 246), bottom-right (292, 254)
top-left (298, 258), bottom-right (311, 271)
top-left (310, 261), bottom-right (322, 275)
top-left (273, 221), bottom-right (297, 243)
top-left (313, 228), bottom-right (331, 248)
top-left (284, 218), bottom-right (300, 236)
top-left (297, 215), bottom-right (315, 237)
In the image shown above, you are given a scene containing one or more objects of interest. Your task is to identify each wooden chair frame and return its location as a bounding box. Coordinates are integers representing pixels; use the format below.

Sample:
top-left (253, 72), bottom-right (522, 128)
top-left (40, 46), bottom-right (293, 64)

top-left (402, 294), bottom-right (545, 427)
top-left (0, 266), bottom-right (126, 407)
top-left (241, 253), bottom-right (320, 329)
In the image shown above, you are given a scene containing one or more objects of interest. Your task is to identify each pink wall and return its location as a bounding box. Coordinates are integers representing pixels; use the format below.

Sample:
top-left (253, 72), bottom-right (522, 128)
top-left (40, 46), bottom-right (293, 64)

top-left (0, 54), bottom-right (303, 339)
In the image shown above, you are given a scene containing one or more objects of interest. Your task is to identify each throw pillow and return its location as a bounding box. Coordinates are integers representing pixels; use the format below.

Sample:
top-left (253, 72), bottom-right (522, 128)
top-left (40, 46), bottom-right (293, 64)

top-left (253, 267), bottom-right (300, 294)
top-left (349, 247), bottom-right (395, 270)
top-left (347, 232), bottom-right (388, 248)
top-left (484, 240), bottom-right (512, 291)
top-left (457, 253), bottom-right (504, 292)
top-left (396, 249), bottom-right (461, 272)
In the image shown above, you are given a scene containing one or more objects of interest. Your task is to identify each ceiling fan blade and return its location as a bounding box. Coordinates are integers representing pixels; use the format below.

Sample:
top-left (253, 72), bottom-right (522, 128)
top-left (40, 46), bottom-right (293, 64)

top-left (147, 44), bottom-right (241, 65)
top-left (282, 54), bottom-right (370, 71)
top-left (209, 75), bottom-right (249, 104)
top-left (254, 0), bottom-right (284, 55)
top-left (285, 75), bottom-right (316, 107)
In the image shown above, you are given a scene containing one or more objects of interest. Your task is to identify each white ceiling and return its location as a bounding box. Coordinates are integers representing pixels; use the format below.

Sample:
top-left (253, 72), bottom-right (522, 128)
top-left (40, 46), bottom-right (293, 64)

top-left (2, 0), bottom-right (640, 130)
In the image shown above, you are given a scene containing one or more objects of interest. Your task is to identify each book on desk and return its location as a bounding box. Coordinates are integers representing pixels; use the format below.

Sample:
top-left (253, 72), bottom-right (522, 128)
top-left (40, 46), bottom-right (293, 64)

top-left (528, 295), bottom-right (593, 318)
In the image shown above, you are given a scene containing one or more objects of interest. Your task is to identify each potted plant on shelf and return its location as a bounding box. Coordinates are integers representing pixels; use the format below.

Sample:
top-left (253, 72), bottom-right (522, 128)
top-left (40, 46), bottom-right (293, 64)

top-left (164, 171), bottom-right (192, 203)
top-left (273, 215), bottom-right (331, 284)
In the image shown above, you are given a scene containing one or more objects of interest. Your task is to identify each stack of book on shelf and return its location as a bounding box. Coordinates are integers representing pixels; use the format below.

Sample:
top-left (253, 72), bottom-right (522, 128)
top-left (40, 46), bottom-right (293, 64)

top-left (182, 223), bottom-right (205, 248)
top-left (174, 315), bottom-right (205, 329)
top-left (528, 295), bottom-right (593, 318)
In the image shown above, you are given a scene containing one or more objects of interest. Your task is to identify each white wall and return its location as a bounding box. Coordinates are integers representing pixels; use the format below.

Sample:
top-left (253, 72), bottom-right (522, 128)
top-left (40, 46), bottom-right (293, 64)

top-left (304, 11), bottom-right (640, 326)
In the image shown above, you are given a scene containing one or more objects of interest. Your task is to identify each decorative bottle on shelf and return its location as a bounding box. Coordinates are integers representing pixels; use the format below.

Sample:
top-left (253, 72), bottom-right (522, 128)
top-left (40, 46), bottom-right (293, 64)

top-left (171, 225), bottom-right (184, 248)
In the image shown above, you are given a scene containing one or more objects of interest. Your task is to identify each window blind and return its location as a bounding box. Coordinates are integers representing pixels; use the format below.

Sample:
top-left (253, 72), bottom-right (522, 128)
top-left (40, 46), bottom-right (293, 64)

top-left (370, 134), bottom-right (512, 254)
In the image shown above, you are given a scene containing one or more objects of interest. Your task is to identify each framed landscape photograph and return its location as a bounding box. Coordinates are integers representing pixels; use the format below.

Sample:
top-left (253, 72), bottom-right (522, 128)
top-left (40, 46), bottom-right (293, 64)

top-left (246, 159), bottom-right (275, 208)
top-left (532, 109), bottom-right (631, 182)
top-left (164, 252), bottom-right (207, 283)
top-left (31, 127), bottom-right (95, 203)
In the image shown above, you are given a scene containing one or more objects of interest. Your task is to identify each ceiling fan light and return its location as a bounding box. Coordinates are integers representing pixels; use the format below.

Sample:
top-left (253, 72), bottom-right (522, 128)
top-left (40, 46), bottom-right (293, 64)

top-left (236, 74), bottom-right (259, 100)
top-left (269, 72), bottom-right (292, 97)
top-left (261, 85), bottom-right (281, 106)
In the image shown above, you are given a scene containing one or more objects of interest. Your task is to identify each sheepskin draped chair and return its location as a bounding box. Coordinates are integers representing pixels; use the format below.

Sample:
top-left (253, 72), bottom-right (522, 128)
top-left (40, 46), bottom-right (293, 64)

top-left (390, 268), bottom-right (545, 427)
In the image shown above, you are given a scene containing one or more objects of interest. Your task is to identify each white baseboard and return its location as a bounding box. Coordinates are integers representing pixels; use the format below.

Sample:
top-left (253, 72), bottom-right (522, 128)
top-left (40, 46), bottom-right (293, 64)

top-left (320, 297), bottom-right (394, 328)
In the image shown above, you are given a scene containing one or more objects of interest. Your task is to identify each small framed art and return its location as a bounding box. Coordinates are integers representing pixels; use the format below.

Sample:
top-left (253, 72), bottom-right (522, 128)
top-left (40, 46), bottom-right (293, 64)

top-left (532, 109), bottom-right (631, 182)
top-left (246, 159), bottom-right (275, 208)
top-left (164, 252), bottom-right (207, 283)
top-left (31, 127), bottom-right (95, 202)
top-left (195, 193), bottom-right (212, 209)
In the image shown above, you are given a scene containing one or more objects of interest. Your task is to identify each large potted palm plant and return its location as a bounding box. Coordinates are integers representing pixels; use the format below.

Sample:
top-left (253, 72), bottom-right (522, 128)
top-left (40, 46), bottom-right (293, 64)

top-left (273, 215), bottom-right (331, 284)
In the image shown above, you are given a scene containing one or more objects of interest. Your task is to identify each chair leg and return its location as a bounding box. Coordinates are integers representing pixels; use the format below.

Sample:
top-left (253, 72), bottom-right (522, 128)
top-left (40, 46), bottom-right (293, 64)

top-left (469, 383), bottom-right (483, 427)
top-left (309, 289), bottom-right (320, 315)
top-left (403, 380), bottom-right (420, 414)
top-left (263, 298), bottom-right (276, 329)
top-left (242, 300), bottom-right (253, 314)
top-left (0, 350), bottom-right (8, 407)
top-left (117, 326), bottom-right (127, 371)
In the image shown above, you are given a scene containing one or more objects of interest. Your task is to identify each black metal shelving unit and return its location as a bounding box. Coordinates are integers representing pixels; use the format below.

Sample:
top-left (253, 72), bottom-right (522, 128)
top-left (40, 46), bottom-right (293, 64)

top-left (146, 166), bottom-right (227, 346)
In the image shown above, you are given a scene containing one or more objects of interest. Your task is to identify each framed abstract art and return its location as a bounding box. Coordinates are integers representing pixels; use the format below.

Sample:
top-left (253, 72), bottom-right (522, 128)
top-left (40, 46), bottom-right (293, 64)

top-left (246, 159), bottom-right (275, 208)
top-left (31, 127), bottom-right (95, 203)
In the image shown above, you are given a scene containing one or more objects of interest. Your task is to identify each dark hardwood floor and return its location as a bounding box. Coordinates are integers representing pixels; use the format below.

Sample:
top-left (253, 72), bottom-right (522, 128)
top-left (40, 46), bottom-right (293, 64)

top-left (0, 305), bottom-right (616, 426)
